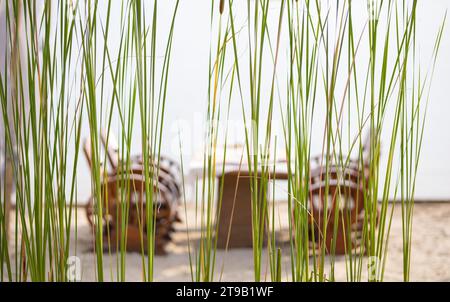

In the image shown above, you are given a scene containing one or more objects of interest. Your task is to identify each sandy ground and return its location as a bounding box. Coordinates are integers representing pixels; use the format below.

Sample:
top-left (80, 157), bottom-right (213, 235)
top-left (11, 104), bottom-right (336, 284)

top-left (5, 203), bottom-right (450, 281)
top-left (70, 202), bottom-right (450, 282)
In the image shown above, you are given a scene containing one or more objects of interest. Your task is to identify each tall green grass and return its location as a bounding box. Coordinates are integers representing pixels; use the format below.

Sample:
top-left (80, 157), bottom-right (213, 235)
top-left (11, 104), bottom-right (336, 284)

top-left (0, 0), bottom-right (446, 282)
top-left (224, 0), bottom-right (445, 282)
top-left (283, 0), bottom-right (446, 282)
top-left (186, 0), bottom-right (235, 282)
top-left (227, 0), bottom-right (286, 282)
top-left (81, 0), bottom-right (179, 281)
top-left (0, 0), bottom-right (180, 282)
top-left (0, 0), bottom-right (81, 281)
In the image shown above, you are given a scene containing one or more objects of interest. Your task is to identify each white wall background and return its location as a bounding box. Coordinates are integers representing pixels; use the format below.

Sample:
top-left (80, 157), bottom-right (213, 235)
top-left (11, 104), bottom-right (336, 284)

top-left (114, 0), bottom-right (450, 203)
top-left (2, 0), bottom-right (450, 203)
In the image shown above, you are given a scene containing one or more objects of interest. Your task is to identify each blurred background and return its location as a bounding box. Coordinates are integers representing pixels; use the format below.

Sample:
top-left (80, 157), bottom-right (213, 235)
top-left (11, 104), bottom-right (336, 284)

top-left (1, 0), bottom-right (449, 203)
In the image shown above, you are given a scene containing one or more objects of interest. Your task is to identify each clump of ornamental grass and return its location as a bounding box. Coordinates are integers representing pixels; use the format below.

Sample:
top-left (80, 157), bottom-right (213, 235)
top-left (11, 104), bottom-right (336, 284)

top-left (0, 0), bottom-right (180, 282)
top-left (0, 0), bottom-right (446, 283)
top-left (226, 0), bottom-right (287, 281)
top-left (1, 0), bottom-right (81, 281)
top-left (220, 0), bottom-right (445, 282)
top-left (80, 0), bottom-right (179, 281)
top-left (184, 0), bottom-right (237, 282)
top-left (282, 0), bottom-right (446, 282)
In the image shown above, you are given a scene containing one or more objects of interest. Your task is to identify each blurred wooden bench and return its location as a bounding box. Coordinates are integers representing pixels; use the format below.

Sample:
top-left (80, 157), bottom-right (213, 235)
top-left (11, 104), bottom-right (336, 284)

top-left (306, 131), bottom-right (379, 254)
top-left (189, 149), bottom-right (289, 249)
top-left (215, 169), bottom-right (289, 249)
top-left (83, 131), bottom-right (182, 255)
